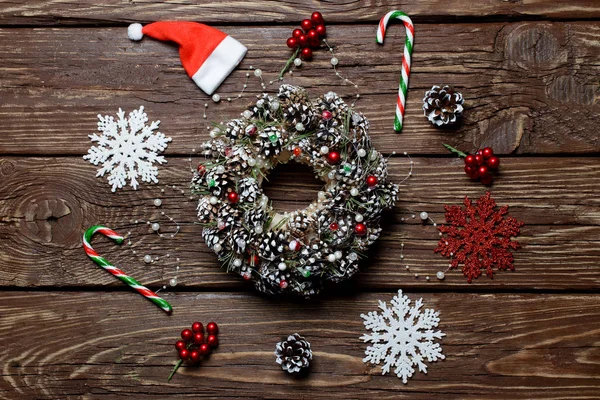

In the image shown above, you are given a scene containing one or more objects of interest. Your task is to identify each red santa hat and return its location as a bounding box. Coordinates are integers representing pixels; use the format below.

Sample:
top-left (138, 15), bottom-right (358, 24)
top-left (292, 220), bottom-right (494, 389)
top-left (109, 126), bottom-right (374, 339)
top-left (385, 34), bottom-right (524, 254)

top-left (128, 21), bottom-right (247, 95)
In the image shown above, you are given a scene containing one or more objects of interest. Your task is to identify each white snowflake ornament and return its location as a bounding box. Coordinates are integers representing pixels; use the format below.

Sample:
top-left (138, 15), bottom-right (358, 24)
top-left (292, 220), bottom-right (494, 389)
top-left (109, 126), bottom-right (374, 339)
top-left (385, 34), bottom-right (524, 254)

top-left (84, 106), bottom-right (172, 192)
top-left (360, 290), bottom-right (445, 384)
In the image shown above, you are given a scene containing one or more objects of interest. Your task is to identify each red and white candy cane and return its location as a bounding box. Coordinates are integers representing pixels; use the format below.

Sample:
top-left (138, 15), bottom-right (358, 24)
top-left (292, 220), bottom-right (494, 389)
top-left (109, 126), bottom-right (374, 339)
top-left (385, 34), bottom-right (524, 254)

top-left (83, 225), bottom-right (173, 314)
top-left (376, 10), bottom-right (414, 133)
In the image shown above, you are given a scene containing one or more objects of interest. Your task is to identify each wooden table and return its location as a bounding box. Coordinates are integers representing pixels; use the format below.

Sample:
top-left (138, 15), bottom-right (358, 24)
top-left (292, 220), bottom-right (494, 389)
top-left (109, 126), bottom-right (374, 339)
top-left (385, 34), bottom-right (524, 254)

top-left (1, 2), bottom-right (599, 399)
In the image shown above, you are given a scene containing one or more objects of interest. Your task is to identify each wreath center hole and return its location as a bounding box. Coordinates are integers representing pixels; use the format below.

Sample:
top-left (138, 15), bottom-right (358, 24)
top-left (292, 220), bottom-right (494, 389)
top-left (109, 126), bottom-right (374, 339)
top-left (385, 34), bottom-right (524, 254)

top-left (261, 162), bottom-right (324, 213)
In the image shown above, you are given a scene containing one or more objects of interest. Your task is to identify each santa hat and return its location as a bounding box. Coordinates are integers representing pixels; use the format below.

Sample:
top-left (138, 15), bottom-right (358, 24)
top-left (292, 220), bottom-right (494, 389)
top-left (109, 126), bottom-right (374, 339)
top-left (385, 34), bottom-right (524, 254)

top-left (128, 21), bottom-right (247, 95)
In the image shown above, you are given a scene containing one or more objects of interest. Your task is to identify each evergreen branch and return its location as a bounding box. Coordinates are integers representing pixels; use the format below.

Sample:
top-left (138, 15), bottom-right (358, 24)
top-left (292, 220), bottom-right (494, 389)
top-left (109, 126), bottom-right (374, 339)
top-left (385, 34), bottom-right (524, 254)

top-left (443, 143), bottom-right (467, 158)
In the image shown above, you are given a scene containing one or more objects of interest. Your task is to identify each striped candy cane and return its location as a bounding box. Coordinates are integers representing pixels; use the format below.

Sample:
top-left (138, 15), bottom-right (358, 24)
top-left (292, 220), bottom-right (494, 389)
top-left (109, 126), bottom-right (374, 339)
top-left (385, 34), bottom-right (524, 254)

top-left (376, 10), bottom-right (414, 133)
top-left (83, 225), bottom-right (173, 314)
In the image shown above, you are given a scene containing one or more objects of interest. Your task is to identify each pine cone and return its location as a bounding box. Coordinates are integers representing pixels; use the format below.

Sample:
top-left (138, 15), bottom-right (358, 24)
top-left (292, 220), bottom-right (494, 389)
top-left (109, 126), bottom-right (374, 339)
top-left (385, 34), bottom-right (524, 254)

top-left (256, 126), bottom-right (285, 157)
top-left (422, 85), bottom-right (464, 126)
top-left (274, 333), bottom-right (313, 373)
top-left (278, 85), bottom-right (316, 128)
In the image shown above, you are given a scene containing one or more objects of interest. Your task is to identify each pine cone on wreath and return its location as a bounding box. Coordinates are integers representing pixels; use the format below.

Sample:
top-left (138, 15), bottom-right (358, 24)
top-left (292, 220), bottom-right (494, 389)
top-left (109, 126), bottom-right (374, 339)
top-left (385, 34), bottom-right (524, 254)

top-left (257, 126), bottom-right (285, 157)
top-left (316, 91), bottom-right (349, 121)
top-left (422, 85), bottom-right (464, 126)
top-left (274, 333), bottom-right (313, 373)
top-left (278, 84), bottom-right (316, 128)
top-left (197, 196), bottom-right (219, 224)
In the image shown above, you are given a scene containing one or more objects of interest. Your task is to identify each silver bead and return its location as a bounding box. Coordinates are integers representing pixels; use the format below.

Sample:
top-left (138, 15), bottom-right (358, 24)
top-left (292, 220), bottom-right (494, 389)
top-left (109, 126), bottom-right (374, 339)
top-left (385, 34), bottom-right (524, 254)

top-left (327, 254), bottom-right (336, 262)
top-left (212, 94), bottom-right (221, 103)
top-left (253, 68), bottom-right (262, 77)
top-left (255, 226), bottom-right (263, 234)
top-left (420, 211), bottom-right (429, 221)
top-left (151, 223), bottom-right (160, 231)
top-left (355, 214), bottom-right (364, 222)
top-left (143, 255), bottom-right (152, 264)
top-left (242, 110), bottom-right (253, 119)
top-left (278, 262), bottom-right (287, 271)
top-left (153, 198), bottom-right (162, 207)
top-left (330, 57), bottom-right (339, 66)
top-left (320, 146), bottom-right (329, 155)
top-left (169, 278), bottom-right (177, 287)
top-left (209, 196), bottom-right (218, 205)
top-left (248, 158), bottom-right (256, 167)
top-left (350, 188), bottom-right (359, 196)
top-left (295, 123), bottom-right (305, 131)
top-left (256, 99), bottom-right (265, 108)
top-left (216, 165), bottom-right (225, 174)
top-left (213, 243), bottom-right (222, 252)
top-left (357, 148), bottom-right (367, 158)
top-left (293, 58), bottom-right (302, 66)
top-left (436, 271), bottom-right (445, 280)
top-left (334, 251), bottom-right (343, 260)
top-left (233, 259), bottom-right (242, 267)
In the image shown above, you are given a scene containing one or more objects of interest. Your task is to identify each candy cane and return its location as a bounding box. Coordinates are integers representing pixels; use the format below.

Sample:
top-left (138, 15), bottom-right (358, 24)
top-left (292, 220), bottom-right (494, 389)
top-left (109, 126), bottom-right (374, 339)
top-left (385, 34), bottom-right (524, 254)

top-left (83, 225), bottom-right (173, 314)
top-left (376, 10), bottom-right (414, 133)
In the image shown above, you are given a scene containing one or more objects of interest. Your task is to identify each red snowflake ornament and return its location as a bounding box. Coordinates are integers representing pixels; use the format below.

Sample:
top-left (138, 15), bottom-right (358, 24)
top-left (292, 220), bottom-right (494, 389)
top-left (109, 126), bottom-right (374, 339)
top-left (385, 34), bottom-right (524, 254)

top-left (434, 192), bottom-right (523, 282)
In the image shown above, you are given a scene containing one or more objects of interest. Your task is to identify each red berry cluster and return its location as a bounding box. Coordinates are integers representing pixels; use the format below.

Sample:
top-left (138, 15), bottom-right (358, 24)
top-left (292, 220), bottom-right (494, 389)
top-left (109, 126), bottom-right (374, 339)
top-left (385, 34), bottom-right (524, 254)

top-left (175, 321), bottom-right (219, 364)
top-left (286, 12), bottom-right (326, 60)
top-left (463, 147), bottom-right (500, 185)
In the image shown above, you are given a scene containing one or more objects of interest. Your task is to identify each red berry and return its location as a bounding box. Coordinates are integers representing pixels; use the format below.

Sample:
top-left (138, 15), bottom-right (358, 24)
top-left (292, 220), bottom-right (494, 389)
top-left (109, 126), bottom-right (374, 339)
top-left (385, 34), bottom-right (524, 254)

top-left (307, 29), bottom-right (319, 47)
top-left (474, 154), bottom-right (484, 165)
top-left (179, 349), bottom-right (190, 360)
top-left (245, 124), bottom-right (257, 137)
top-left (199, 343), bottom-right (211, 356)
top-left (190, 350), bottom-right (201, 363)
top-left (354, 223), bottom-right (367, 236)
top-left (227, 191), bottom-right (239, 203)
top-left (293, 147), bottom-right (302, 156)
top-left (286, 37), bottom-right (298, 49)
top-left (327, 151), bottom-right (340, 164)
top-left (248, 254), bottom-right (260, 266)
top-left (175, 340), bottom-right (187, 351)
top-left (480, 174), bottom-right (494, 185)
top-left (207, 335), bottom-right (219, 348)
top-left (315, 24), bottom-right (326, 37)
top-left (311, 11), bottom-right (324, 25)
top-left (486, 156), bottom-right (500, 169)
top-left (279, 280), bottom-right (288, 289)
top-left (301, 47), bottom-right (312, 60)
top-left (193, 332), bottom-right (205, 344)
top-left (191, 322), bottom-right (203, 333)
top-left (206, 322), bottom-right (219, 335)
top-left (329, 222), bottom-right (339, 231)
top-left (301, 19), bottom-right (313, 31)
top-left (322, 110), bottom-right (333, 121)
top-left (478, 165), bottom-right (489, 178)
top-left (197, 164), bottom-right (206, 175)
top-left (292, 28), bottom-right (303, 38)
top-left (297, 35), bottom-right (307, 47)
top-left (481, 147), bottom-right (493, 159)
top-left (464, 154), bottom-right (476, 166)
top-left (181, 329), bottom-right (193, 341)
top-left (464, 165), bottom-right (478, 179)
top-left (366, 175), bottom-right (378, 187)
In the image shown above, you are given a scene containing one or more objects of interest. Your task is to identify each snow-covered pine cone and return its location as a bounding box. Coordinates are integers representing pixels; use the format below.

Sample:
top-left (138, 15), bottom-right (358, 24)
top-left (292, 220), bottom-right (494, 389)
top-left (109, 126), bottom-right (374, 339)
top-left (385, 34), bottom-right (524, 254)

top-left (202, 136), bottom-right (231, 157)
top-left (422, 85), bottom-right (464, 126)
top-left (257, 126), bottom-right (285, 157)
top-left (316, 91), bottom-right (349, 122)
top-left (228, 226), bottom-right (249, 253)
top-left (274, 333), bottom-right (313, 373)
top-left (258, 231), bottom-right (287, 261)
top-left (205, 169), bottom-right (232, 196)
top-left (238, 177), bottom-right (260, 203)
top-left (226, 146), bottom-right (255, 176)
top-left (197, 196), bottom-right (219, 224)
top-left (286, 211), bottom-right (312, 239)
top-left (247, 93), bottom-right (279, 122)
top-left (224, 119), bottom-right (245, 141)
top-left (278, 84), bottom-right (316, 128)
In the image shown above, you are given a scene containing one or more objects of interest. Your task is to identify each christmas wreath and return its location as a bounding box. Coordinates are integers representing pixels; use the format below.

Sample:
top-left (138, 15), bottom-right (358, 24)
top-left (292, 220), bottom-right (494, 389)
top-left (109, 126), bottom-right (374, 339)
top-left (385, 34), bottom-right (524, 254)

top-left (192, 85), bottom-right (398, 297)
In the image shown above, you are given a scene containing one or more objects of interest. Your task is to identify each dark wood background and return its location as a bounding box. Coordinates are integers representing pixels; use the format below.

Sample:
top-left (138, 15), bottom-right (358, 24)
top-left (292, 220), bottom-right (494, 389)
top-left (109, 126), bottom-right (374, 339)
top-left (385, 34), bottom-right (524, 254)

top-left (0, 1), bottom-right (599, 399)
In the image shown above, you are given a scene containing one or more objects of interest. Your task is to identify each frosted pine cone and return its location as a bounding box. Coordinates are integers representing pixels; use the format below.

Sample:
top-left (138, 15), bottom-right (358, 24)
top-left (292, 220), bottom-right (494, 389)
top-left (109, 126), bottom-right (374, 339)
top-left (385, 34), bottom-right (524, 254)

top-left (274, 333), bottom-right (313, 373)
top-left (422, 85), bottom-right (464, 126)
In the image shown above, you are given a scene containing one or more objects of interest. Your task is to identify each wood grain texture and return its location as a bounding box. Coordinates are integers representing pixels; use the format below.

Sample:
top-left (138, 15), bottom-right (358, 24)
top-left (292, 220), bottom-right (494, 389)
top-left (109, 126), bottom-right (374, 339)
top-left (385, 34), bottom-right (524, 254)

top-left (0, 156), bottom-right (597, 290)
top-left (0, 23), bottom-right (599, 156)
top-left (0, 291), bottom-right (598, 399)
top-left (1, 0), bottom-right (600, 25)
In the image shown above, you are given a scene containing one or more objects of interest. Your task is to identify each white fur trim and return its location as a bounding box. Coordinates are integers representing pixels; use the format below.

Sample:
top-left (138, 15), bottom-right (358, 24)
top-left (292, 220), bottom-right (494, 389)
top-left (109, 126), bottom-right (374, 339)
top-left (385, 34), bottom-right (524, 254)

top-left (128, 23), bottom-right (144, 41)
top-left (191, 36), bottom-right (247, 95)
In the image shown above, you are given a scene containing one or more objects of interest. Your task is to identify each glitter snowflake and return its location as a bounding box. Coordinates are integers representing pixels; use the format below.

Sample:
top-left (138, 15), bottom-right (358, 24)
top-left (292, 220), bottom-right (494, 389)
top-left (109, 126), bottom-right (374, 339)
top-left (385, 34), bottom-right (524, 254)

top-left (84, 106), bottom-right (172, 192)
top-left (360, 290), bottom-right (445, 384)
top-left (435, 192), bottom-right (524, 282)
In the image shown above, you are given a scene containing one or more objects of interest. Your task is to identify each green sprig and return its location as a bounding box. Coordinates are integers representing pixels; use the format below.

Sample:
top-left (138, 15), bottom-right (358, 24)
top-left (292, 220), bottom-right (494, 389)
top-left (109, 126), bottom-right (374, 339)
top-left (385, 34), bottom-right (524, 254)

top-left (443, 143), bottom-right (468, 158)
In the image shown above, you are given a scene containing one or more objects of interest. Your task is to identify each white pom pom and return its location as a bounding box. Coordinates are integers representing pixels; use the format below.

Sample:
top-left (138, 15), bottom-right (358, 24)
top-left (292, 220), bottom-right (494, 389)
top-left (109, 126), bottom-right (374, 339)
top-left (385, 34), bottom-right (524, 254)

top-left (128, 23), bottom-right (144, 41)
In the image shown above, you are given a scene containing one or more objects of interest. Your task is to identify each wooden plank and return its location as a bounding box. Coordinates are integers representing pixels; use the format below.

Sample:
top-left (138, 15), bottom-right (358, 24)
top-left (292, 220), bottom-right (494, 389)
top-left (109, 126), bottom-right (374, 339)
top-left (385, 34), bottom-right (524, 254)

top-left (0, 156), bottom-right (597, 290)
top-left (0, 23), bottom-right (599, 156)
top-left (1, 0), bottom-right (600, 25)
top-left (0, 291), bottom-right (598, 398)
